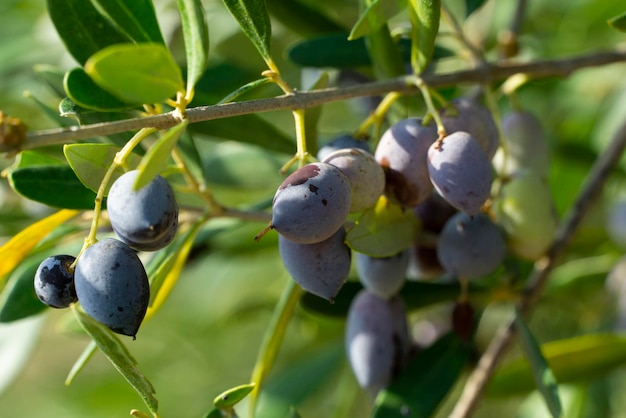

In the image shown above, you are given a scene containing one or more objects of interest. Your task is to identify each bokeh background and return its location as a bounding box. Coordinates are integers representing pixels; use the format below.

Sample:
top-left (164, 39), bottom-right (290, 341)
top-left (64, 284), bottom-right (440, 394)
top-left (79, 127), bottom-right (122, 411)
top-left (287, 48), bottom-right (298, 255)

top-left (1, 0), bottom-right (626, 417)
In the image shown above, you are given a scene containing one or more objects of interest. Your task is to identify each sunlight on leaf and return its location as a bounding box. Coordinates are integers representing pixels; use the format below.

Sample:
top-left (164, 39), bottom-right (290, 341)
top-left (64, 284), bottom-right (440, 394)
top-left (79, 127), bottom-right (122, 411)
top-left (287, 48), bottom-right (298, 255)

top-left (408, 0), bottom-right (441, 74)
top-left (214, 383), bottom-right (255, 408)
top-left (349, 0), bottom-right (407, 40)
top-left (85, 43), bottom-right (184, 105)
top-left (134, 119), bottom-right (189, 190)
top-left (64, 143), bottom-right (141, 194)
top-left (346, 195), bottom-right (418, 257)
top-left (0, 210), bottom-right (78, 290)
top-left (221, 0), bottom-right (272, 61)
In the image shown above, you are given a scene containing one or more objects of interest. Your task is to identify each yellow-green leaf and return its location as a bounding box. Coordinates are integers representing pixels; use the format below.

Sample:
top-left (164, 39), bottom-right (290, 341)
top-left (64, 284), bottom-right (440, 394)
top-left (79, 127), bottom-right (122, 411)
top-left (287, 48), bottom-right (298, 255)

top-left (0, 210), bottom-right (79, 290)
top-left (85, 43), bottom-right (184, 105)
top-left (346, 195), bottom-right (418, 257)
top-left (134, 119), bottom-right (189, 190)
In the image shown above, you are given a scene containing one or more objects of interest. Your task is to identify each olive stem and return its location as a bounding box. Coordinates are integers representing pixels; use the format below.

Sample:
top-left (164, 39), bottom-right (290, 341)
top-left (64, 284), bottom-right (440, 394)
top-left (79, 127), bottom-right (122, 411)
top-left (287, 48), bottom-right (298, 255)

top-left (353, 91), bottom-right (403, 141)
top-left (409, 76), bottom-right (447, 143)
top-left (72, 127), bottom-right (157, 267)
top-left (7, 48), bottom-right (626, 154)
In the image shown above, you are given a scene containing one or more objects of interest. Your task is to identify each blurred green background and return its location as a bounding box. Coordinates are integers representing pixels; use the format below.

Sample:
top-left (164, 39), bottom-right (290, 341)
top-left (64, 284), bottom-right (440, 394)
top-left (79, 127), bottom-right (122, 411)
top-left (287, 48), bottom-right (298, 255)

top-left (1, 0), bottom-right (626, 417)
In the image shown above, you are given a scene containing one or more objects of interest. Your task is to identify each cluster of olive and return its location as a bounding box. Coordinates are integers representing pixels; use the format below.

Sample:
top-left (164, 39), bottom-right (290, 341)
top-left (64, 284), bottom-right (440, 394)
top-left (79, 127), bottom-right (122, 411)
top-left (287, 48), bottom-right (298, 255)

top-left (34, 170), bottom-right (178, 338)
top-left (267, 97), bottom-right (556, 394)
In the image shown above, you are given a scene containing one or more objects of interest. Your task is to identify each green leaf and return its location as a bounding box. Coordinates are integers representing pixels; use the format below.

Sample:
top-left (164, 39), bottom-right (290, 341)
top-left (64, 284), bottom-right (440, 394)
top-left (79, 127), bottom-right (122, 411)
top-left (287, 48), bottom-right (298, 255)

top-left (372, 333), bottom-right (470, 418)
top-left (33, 64), bottom-right (67, 98)
top-left (514, 312), bottom-right (562, 418)
top-left (64, 67), bottom-right (131, 111)
top-left (177, 0), bottom-right (210, 97)
top-left (91, 0), bottom-right (165, 43)
top-left (190, 114), bottom-right (294, 155)
top-left (214, 383), bottom-right (256, 408)
top-left (407, 0), bottom-right (441, 74)
top-left (85, 43), bottom-right (184, 105)
top-left (134, 120), bottom-right (188, 190)
top-left (65, 340), bottom-right (98, 385)
top-left (0, 209), bottom-right (79, 290)
top-left (488, 333), bottom-right (626, 397)
top-left (465, 0), bottom-right (488, 17)
top-left (221, 0), bottom-right (272, 61)
top-left (346, 196), bottom-right (417, 257)
top-left (0, 257), bottom-right (46, 322)
top-left (608, 11), bottom-right (626, 32)
top-left (64, 143), bottom-right (142, 194)
top-left (363, 21), bottom-right (405, 80)
top-left (349, 0), bottom-right (407, 40)
top-left (203, 409), bottom-right (224, 418)
top-left (288, 34), bottom-right (450, 69)
top-left (301, 281), bottom-right (486, 318)
top-left (7, 165), bottom-right (99, 209)
top-left (71, 306), bottom-right (159, 415)
top-left (304, 71), bottom-right (329, 156)
top-left (267, 0), bottom-right (345, 37)
top-left (46, 0), bottom-right (131, 65)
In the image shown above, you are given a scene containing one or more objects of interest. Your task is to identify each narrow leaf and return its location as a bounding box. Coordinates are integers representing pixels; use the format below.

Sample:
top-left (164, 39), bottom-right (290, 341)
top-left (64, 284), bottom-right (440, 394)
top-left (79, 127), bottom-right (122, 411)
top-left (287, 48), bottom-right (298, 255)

top-left (608, 11), bottom-right (626, 32)
top-left (487, 333), bottom-right (626, 397)
top-left (346, 196), bottom-right (418, 257)
top-left (221, 0), bottom-right (272, 60)
top-left (146, 218), bottom-right (202, 316)
top-left (304, 71), bottom-right (329, 156)
top-left (373, 333), bottom-right (470, 418)
top-left (267, 0), bottom-right (345, 37)
top-left (134, 119), bottom-right (189, 190)
top-left (91, 0), bottom-right (165, 43)
top-left (465, 0), bottom-right (488, 17)
top-left (363, 21), bottom-right (405, 80)
top-left (64, 67), bottom-right (130, 111)
top-left (0, 210), bottom-right (79, 289)
top-left (177, 0), bottom-right (210, 97)
top-left (407, 0), bottom-right (441, 74)
top-left (33, 64), bottom-right (66, 97)
top-left (71, 306), bottom-right (158, 414)
top-left (64, 143), bottom-right (142, 194)
top-left (214, 383), bottom-right (256, 408)
top-left (46, 0), bottom-right (130, 65)
top-left (349, 0), bottom-right (407, 40)
top-left (0, 258), bottom-right (47, 322)
top-left (8, 165), bottom-right (100, 209)
top-left (514, 312), bottom-right (562, 418)
top-left (65, 340), bottom-right (98, 385)
top-left (85, 43), bottom-right (184, 105)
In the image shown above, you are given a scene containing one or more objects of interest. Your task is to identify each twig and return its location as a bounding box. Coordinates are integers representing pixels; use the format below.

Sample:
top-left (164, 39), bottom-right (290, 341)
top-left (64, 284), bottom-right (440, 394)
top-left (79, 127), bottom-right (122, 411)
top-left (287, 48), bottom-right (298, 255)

top-left (449, 118), bottom-right (626, 418)
top-left (6, 48), bottom-right (626, 153)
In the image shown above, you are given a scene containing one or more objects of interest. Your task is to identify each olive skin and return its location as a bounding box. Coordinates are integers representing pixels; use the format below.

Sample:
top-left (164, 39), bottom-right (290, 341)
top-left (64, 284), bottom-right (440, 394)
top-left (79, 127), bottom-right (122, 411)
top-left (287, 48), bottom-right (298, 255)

top-left (107, 170), bottom-right (178, 252)
top-left (272, 162), bottom-right (352, 244)
top-left (34, 255), bottom-right (77, 308)
top-left (74, 238), bottom-right (150, 338)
